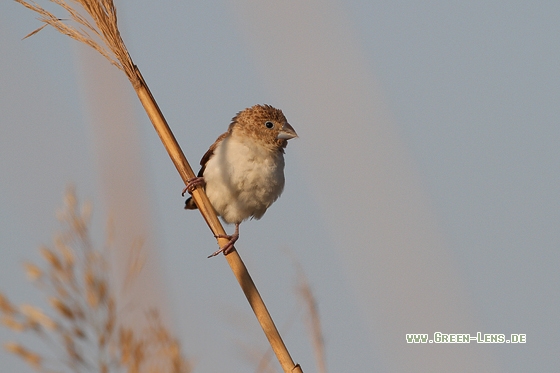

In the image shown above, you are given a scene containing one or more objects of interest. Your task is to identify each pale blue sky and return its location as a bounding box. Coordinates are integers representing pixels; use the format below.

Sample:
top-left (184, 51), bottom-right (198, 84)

top-left (1, 1), bottom-right (559, 372)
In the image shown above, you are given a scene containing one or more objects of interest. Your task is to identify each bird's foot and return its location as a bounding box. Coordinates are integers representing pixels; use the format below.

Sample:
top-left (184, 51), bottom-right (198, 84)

top-left (208, 224), bottom-right (240, 258)
top-left (208, 233), bottom-right (238, 258)
top-left (182, 177), bottom-right (206, 196)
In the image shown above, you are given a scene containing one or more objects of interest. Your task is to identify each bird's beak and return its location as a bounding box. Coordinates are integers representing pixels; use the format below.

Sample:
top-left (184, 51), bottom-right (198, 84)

top-left (277, 122), bottom-right (298, 140)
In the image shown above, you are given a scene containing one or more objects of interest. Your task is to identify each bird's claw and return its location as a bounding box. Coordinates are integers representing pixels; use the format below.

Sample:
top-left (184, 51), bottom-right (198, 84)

top-left (182, 177), bottom-right (206, 196)
top-left (208, 224), bottom-right (240, 258)
top-left (208, 233), bottom-right (238, 258)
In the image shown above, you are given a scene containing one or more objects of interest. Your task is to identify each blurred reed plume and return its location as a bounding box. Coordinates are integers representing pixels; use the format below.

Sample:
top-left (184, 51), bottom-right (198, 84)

top-left (296, 265), bottom-right (326, 373)
top-left (0, 188), bottom-right (191, 373)
top-left (240, 258), bottom-right (327, 373)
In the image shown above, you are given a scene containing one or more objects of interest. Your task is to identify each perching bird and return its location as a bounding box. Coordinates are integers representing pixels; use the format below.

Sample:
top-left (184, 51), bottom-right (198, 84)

top-left (183, 104), bottom-right (298, 257)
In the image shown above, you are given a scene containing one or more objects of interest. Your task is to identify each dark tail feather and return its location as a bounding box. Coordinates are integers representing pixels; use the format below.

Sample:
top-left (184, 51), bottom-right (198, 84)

top-left (184, 197), bottom-right (198, 210)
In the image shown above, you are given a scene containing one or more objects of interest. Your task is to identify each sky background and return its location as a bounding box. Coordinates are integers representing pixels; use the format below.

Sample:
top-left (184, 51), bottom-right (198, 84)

top-left (1, 1), bottom-right (559, 372)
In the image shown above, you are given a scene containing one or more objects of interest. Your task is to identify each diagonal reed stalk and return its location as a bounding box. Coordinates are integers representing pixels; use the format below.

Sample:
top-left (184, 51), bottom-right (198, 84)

top-left (14, 1), bottom-right (303, 372)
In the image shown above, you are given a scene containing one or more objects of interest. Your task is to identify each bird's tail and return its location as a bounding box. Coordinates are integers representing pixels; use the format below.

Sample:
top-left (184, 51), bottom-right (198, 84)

top-left (184, 197), bottom-right (198, 210)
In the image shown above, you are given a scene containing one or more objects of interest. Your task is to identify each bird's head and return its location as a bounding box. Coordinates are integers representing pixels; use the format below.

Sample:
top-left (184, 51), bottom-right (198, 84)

top-left (229, 104), bottom-right (298, 151)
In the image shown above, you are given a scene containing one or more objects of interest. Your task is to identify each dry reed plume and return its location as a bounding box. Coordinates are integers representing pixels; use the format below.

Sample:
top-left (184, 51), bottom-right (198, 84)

top-left (0, 188), bottom-right (191, 373)
top-left (15, 0), bottom-right (303, 371)
top-left (16, 0), bottom-right (137, 84)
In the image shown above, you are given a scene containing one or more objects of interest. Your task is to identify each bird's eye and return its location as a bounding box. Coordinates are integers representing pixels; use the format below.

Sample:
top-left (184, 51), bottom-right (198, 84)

top-left (265, 121), bottom-right (274, 129)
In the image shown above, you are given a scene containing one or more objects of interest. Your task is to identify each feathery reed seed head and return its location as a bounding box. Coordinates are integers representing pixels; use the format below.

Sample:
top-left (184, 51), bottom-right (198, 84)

top-left (1, 189), bottom-right (191, 372)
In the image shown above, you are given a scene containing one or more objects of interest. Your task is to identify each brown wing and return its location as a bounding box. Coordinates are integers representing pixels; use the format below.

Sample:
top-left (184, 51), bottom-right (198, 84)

top-left (197, 131), bottom-right (228, 177)
top-left (185, 132), bottom-right (229, 211)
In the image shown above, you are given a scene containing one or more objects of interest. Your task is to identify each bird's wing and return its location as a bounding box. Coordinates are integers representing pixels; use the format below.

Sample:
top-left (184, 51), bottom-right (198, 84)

top-left (197, 131), bottom-right (229, 177)
top-left (185, 131), bottom-right (230, 211)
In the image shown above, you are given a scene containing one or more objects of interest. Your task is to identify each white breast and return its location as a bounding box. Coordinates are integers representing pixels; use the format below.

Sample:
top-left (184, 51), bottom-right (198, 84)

top-left (202, 134), bottom-right (285, 224)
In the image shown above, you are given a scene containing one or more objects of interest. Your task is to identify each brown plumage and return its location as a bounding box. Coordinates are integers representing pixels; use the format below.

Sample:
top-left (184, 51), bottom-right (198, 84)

top-left (184, 104), bottom-right (298, 257)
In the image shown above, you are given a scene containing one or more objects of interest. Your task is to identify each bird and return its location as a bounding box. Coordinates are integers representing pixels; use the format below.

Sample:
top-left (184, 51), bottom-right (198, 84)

top-left (183, 104), bottom-right (298, 258)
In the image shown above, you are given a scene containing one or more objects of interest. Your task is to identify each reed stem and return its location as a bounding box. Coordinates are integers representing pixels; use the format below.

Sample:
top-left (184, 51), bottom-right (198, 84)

top-left (133, 67), bottom-right (303, 373)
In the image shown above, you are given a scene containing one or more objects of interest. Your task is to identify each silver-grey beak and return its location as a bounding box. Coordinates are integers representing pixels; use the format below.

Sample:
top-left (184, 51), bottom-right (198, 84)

top-left (277, 122), bottom-right (298, 140)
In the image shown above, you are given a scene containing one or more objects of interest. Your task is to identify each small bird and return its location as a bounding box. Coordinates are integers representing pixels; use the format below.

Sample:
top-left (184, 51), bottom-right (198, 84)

top-left (183, 104), bottom-right (298, 257)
